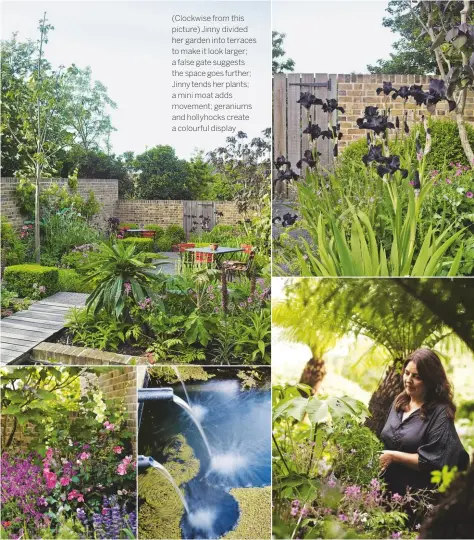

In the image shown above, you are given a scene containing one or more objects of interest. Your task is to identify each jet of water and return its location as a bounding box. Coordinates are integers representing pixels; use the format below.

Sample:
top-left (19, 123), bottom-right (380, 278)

top-left (173, 395), bottom-right (213, 459)
top-left (142, 456), bottom-right (190, 514)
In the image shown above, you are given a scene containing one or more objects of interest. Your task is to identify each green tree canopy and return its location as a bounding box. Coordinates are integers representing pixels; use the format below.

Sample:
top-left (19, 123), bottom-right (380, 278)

top-left (134, 145), bottom-right (192, 200)
top-left (272, 31), bottom-right (295, 74)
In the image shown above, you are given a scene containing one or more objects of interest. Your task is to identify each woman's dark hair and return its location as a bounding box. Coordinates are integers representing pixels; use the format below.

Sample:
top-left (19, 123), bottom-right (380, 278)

top-left (395, 348), bottom-right (456, 420)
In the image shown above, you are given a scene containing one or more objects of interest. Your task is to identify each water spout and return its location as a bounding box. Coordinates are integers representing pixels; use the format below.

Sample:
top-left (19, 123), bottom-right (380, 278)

top-left (174, 366), bottom-right (192, 405)
top-left (139, 455), bottom-right (190, 514)
top-left (173, 394), bottom-right (213, 459)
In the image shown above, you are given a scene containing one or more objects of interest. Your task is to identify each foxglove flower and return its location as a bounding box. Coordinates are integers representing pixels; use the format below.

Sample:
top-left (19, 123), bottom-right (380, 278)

top-left (297, 92), bottom-right (323, 109)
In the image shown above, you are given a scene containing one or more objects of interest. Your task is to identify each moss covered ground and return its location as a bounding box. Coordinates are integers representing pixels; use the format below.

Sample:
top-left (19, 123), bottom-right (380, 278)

top-left (138, 434), bottom-right (200, 539)
top-left (224, 486), bottom-right (272, 539)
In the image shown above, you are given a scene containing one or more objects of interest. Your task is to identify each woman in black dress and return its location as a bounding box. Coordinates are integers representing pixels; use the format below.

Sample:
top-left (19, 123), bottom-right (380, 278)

top-left (379, 349), bottom-right (469, 497)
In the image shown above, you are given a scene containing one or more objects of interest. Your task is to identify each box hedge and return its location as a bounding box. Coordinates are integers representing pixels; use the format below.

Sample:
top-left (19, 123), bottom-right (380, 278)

top-left (4, 264), bottom-right (59, 297)
top-left (118, 223), bottom-right (138, 230)
top-left (120, 237), bottom-right (154, 253)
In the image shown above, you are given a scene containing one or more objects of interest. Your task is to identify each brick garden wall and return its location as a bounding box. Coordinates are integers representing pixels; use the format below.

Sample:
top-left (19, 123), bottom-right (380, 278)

top-left (114, 199), bottom-right (242, 227)
top-left (337, 73), bottom-right (474, 149)
top-left (1, 368), bottom-right (137, 452)
top-left (1, 177), bottom-right (243, 230)
top-left (0, 177), bottom-right (118, 229)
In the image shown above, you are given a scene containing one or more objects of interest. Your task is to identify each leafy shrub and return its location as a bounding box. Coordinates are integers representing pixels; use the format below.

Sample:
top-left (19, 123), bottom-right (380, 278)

top-left (414, 118), bottom-right (474, 172)
top-left (15, 178), bottom-right (101, 220)
top-left (66, 307), bottom-right (144, 350)
top-left (165, 224), bottom-right (186, 243)
top-left (120, 237), bottom-right (154, 253)
top-left (118, 222), bottom-right (138, 230)
top-left (41, 209), bottom-right (99, 265)
top-left (60, 244), bottom-right (97, 270)
top-left (84, 241), bottom-right (162, 319)
top-left (1, 217), bottom-right (26, 266)
top-left (329, 420), bottom-right (384, 485)
top-left (4, 264), bottom-right (59, 297)
top-left (155, 236), bottom-right (174, 252)
top-left (58, 269), bottom-right (94, 293)
top-left (144, 224), bottom-right (165, 239)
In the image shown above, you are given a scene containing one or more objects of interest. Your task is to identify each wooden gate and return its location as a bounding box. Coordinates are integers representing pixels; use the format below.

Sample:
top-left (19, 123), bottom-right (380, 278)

top-left (273, 73), bottom-right (338, 199)
top-left (183, 201), bottom-right (216, 239)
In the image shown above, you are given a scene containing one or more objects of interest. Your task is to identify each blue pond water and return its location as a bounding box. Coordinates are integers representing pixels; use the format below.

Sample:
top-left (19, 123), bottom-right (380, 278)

top-left (139, 377), bottom-right (271, 539)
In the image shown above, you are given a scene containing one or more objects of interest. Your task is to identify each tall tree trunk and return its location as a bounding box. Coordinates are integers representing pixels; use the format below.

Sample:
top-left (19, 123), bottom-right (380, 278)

top-left (299, 354), bottom-right (326, 394)
top-left (35, 168), bottom-right (41, 264)
top-left (365, 360), bottom-right (403, 437)
top-left (420, 455), bottom-right (474, 539)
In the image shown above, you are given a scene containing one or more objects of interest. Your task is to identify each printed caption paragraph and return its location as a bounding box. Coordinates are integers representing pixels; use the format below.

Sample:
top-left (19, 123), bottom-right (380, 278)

top-left (171, 14), bottom-right (256, 134)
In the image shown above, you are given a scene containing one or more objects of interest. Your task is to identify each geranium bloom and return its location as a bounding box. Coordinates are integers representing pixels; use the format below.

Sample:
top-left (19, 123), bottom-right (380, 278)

top-left (44, 471), bottom-right (57, 489)
top-left (466, 192), bottom-right (473, 198)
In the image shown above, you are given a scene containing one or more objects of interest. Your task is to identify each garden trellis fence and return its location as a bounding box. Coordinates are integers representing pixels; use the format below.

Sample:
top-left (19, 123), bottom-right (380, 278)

top-left (273, 73), bottom-right (338, 199)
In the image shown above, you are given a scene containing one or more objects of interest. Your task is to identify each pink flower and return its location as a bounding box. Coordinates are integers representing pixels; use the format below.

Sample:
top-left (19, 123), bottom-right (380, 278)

top-left (38, 285), bottom-right (46, 294)
top-left (59, 476), bottom-right (71, 487)
top-left (103, 421), bottom-right (115, 431)
top-left (466, 192), bottom-right (473, 198)
top-left (67, 490), bottom-right (84, 502)
top-left (113, 446), bottom-right (123, 454)
top-left (44, 471), bottom-right (57, 489)
top-left (446, 178), bottom-right (452, 184)
top-left (79, 452), bottom-right (90, 460)
top-left (46, 448), bottom-right (54, 461)
top-left (124, 282), bottom-right (132, 295)
top-left (117, 463), bottom-right (127, 476)
top-left (392, 492), bottom-right (403, 503)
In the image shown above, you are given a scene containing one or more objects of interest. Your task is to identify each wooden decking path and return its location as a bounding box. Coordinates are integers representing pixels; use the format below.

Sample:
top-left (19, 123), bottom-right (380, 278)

top-left (0, 292), bottom-right (88, 365)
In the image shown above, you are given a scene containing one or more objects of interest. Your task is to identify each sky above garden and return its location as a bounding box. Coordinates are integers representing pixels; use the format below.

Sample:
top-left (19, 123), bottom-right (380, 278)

top-left (2, 1), bottom-right (271, 159)
top-left (273, 1), bottom-right (395, 74)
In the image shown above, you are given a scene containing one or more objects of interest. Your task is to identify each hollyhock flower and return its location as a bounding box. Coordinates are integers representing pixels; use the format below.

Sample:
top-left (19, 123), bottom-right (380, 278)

top-left (44, 471), bottom-right (57, 489)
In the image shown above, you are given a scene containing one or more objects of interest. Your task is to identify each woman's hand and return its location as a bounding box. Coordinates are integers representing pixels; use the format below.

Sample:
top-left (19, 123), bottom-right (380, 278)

top-left (379, 451), bottom-right (394, 471)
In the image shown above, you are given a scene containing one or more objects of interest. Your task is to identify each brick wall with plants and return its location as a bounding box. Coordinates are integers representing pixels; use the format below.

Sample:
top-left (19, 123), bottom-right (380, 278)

top-left (337, 73), bottom-right (474, 149)
top-left (97, 368), bottom-right (137, 438)
top-left (0, 177), bottom-right (118, 229)
top-left (114, 199), bottom-right (242, 227)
